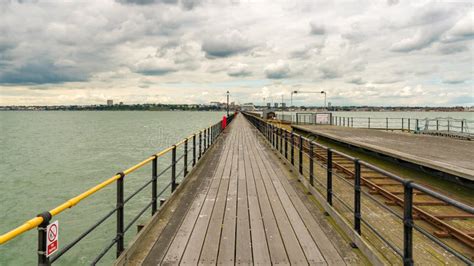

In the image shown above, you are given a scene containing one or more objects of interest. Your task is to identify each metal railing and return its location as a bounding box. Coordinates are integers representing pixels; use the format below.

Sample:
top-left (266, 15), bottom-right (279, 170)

top-left (0, 113), bottom-right (235, 265)
top-left (331, 116), bottom-right (473, 135)
top-left (242, 112), bottom-right (473, 265)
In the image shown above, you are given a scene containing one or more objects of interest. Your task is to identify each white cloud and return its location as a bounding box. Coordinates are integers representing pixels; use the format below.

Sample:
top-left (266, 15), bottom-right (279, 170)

top-left (264, 60), bottom-right (291, 79)
top-left (227, 63), bottom-right (252, 77)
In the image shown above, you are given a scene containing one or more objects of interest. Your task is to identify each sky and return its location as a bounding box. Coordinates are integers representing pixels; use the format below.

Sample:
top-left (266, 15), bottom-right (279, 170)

top-left (0, 0), bottom-right (473, 107)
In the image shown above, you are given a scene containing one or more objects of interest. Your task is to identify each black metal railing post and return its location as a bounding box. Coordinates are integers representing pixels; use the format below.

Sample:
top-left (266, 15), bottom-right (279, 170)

top-left (279, 128), bottom-right (283, 154)
top-left (403, 181), bottom-right (414, 266)
top-left (37, 212), bottom-right (52, 266)
top-left (207, 128), bottom-right (210, 147)
top-left (298, 135), bottom-right (303, 174)
top-left (171, 145), bottom-right (177, 192)
top-left (203, 129), bottom-right (207, 153)
top-left (152, 156), bottom-right (158, 215)
top-left (198, 131), bottom-right (202, 159)
top-left (291, 131), bottom-right (295, 165)
top-left (184, 139), bottom-right (188, 177)
top-left (368, 117), bottom-right (370, 129)
top-left (354, 159), bottom-right (361, 235)
top-left (116, 172), bottom-right (125, 258)
top-left (275, 127), bottom-right (279, 151)
top-left (408, 118), bottom-right (411, 132)
top-left (272, 125), bottom-right (275, 147)
top-left (326, 149), bottom-right (333, 206)
top-left (284, 130), bottom-right (288, 159)
top-left (309, 142), bottom-right (314, 186)
top-left (193, 134), bottom-right (196, 166)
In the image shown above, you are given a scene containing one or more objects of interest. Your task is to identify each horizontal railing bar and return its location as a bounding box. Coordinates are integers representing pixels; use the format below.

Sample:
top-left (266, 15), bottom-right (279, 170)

top-left (331, 192), bottom-right (354, 213)
top-left (410, 183), bottom-right (474, 214)
top-left (50, 207), bottom-right (117, 263)
top-left (358, 161), bottom-right (406, 184)
top-left (124, 179), bottom-right (153, 204)
top-left (91, 237), bottom-right (118, 265)
top-left (412, 223), bottom-right (473, 264)
top-left (124, 201), bottom-right (153, 233)
top-left (156, 164), bottom-right (172, 178)
top-left (360, 217), bottom-right (403, 257)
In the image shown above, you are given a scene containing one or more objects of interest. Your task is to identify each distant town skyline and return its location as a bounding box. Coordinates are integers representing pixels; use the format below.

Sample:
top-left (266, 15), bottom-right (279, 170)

top-left (0, 0), bottom-right (472, 107)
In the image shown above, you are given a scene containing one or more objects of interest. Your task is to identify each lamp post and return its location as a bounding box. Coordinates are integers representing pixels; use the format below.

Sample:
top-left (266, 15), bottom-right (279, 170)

top-left (291, 90), bottom-right (298, 107)
top-left (321, 91), bottom-right (326, 109)
top-left (226, 91), bottom-right (229, 116)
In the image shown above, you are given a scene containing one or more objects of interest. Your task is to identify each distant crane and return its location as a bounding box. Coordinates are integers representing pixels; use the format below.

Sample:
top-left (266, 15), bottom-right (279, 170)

top-left (291, 90), bottom-right (327, 109)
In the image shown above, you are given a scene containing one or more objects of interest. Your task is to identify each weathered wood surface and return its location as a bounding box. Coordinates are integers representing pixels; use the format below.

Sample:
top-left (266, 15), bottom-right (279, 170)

top-left (142, 115), bottom-right (354, 265)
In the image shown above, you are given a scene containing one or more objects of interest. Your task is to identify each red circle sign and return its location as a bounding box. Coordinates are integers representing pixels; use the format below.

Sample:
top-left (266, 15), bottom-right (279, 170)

top-left (48, 224), bottom-right (58, 242)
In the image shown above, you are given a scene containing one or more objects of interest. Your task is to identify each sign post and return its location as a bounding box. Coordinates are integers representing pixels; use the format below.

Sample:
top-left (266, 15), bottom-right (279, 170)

top-left (46, 221), bottom-right (59, 257)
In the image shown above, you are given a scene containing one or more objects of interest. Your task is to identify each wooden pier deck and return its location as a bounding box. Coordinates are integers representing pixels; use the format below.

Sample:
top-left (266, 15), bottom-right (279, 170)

top-left (121, 115), bottom-right (363, 265)
top-left (292, 124), bottom-right (474, 183)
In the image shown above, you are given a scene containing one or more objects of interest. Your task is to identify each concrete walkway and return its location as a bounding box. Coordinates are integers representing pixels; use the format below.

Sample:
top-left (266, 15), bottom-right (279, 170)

top-left (293, 125), bottom-right (474, 182)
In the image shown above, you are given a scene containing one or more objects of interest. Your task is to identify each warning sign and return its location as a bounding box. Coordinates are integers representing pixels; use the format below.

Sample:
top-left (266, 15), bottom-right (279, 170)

top-left (46, 220), bottom-right (59, 257)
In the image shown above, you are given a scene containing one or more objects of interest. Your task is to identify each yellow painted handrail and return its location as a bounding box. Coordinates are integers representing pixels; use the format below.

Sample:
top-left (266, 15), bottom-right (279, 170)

top-left (0, 123), bottom-right (217, 245)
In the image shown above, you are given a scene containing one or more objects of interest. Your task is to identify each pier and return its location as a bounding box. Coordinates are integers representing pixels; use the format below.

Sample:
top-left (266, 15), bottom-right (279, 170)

top-left (0, 112), bottom-right (473, 265)
top-left (120, 114), bottom-right (360, 265)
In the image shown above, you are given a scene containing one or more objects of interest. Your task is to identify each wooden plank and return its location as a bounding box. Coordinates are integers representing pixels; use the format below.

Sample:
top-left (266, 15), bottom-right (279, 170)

top-left (161, 126), bottom-right (236, 264)
top-left (198, 119), bottom-right (240, 264)
top-left (248, 127), bottom-right (345, 265)
top-left (178, 130), bottom-right (237, 264)
top-left (217, 127), bottom-right (241, 264)
top-left (242, 126), bottom-right (271, 265)
top-left (250, 142), bottom-right (308, 265)
top-left (234, 128), bottom-right (253, 264)
top-left (245, 126), bottom-right (290, 264)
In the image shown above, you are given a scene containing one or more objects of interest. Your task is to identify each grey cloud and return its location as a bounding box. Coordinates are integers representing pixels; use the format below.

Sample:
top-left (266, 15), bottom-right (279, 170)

top-left (0, 60), bottom-right (87, 84)
top-left (134, 56), bottom-right (178, 75)
top-left (201, 30), bottom-right (254, 58)
top-left (372, 77), bottom-right (401, 84)
top-left (264, 60), bottom-right (291, 79)
top-left (438, 44), bottom-right (467, 55)
top-left (443, 78), bottom-right (466, 84)
top-left (309, 22), bottom-right (325, 35)
top-left (390, 7), bottom-right (461, 52)
top-left (346, 76), bottom-right (365, 85)
top-left (227, 63), bottom-right (252, 77)
top-left (387, 0), bottom-right (399, 6)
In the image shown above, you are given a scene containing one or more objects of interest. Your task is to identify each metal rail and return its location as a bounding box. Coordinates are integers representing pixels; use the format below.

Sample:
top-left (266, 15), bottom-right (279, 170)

top-left (0, 113), bottom-right (236, 265)
top-left (242, 112), bottom-right (473, 266)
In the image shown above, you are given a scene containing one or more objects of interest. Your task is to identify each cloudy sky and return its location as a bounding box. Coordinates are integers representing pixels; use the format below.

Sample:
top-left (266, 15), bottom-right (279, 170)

top-left (0, 0), bottom-right (473, 106)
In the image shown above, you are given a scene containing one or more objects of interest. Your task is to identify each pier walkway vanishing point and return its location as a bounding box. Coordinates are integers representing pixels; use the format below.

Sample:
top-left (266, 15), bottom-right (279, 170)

top-left (292, 124), bottom-right (474, 183)
top-left (122, 114), bottom-right (363, 265)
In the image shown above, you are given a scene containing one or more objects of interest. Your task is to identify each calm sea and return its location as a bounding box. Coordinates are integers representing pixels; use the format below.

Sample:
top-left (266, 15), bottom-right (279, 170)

top-left (0, 111), bottom-right (224, 265)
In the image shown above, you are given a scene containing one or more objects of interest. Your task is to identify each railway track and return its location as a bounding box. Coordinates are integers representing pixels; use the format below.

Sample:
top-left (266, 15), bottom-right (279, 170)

top-left (278, 130), bottom-right (474, 254)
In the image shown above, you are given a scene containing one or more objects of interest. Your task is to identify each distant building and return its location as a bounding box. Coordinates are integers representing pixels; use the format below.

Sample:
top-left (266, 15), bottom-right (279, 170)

top-left (266, 103), bottom-right (271, 108)
top-left (282, 103), bottom-right (286, 108)
top-left (210, 101), bottom-right (220, 107)
top-left (241, 103), bottom-right (255, 111)
top-left (119, 102), bottom-right (123, 105)
top-left (107, 100), bottom-right (113, 106)
top-left (274, 103), bottom-right (279, 108)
